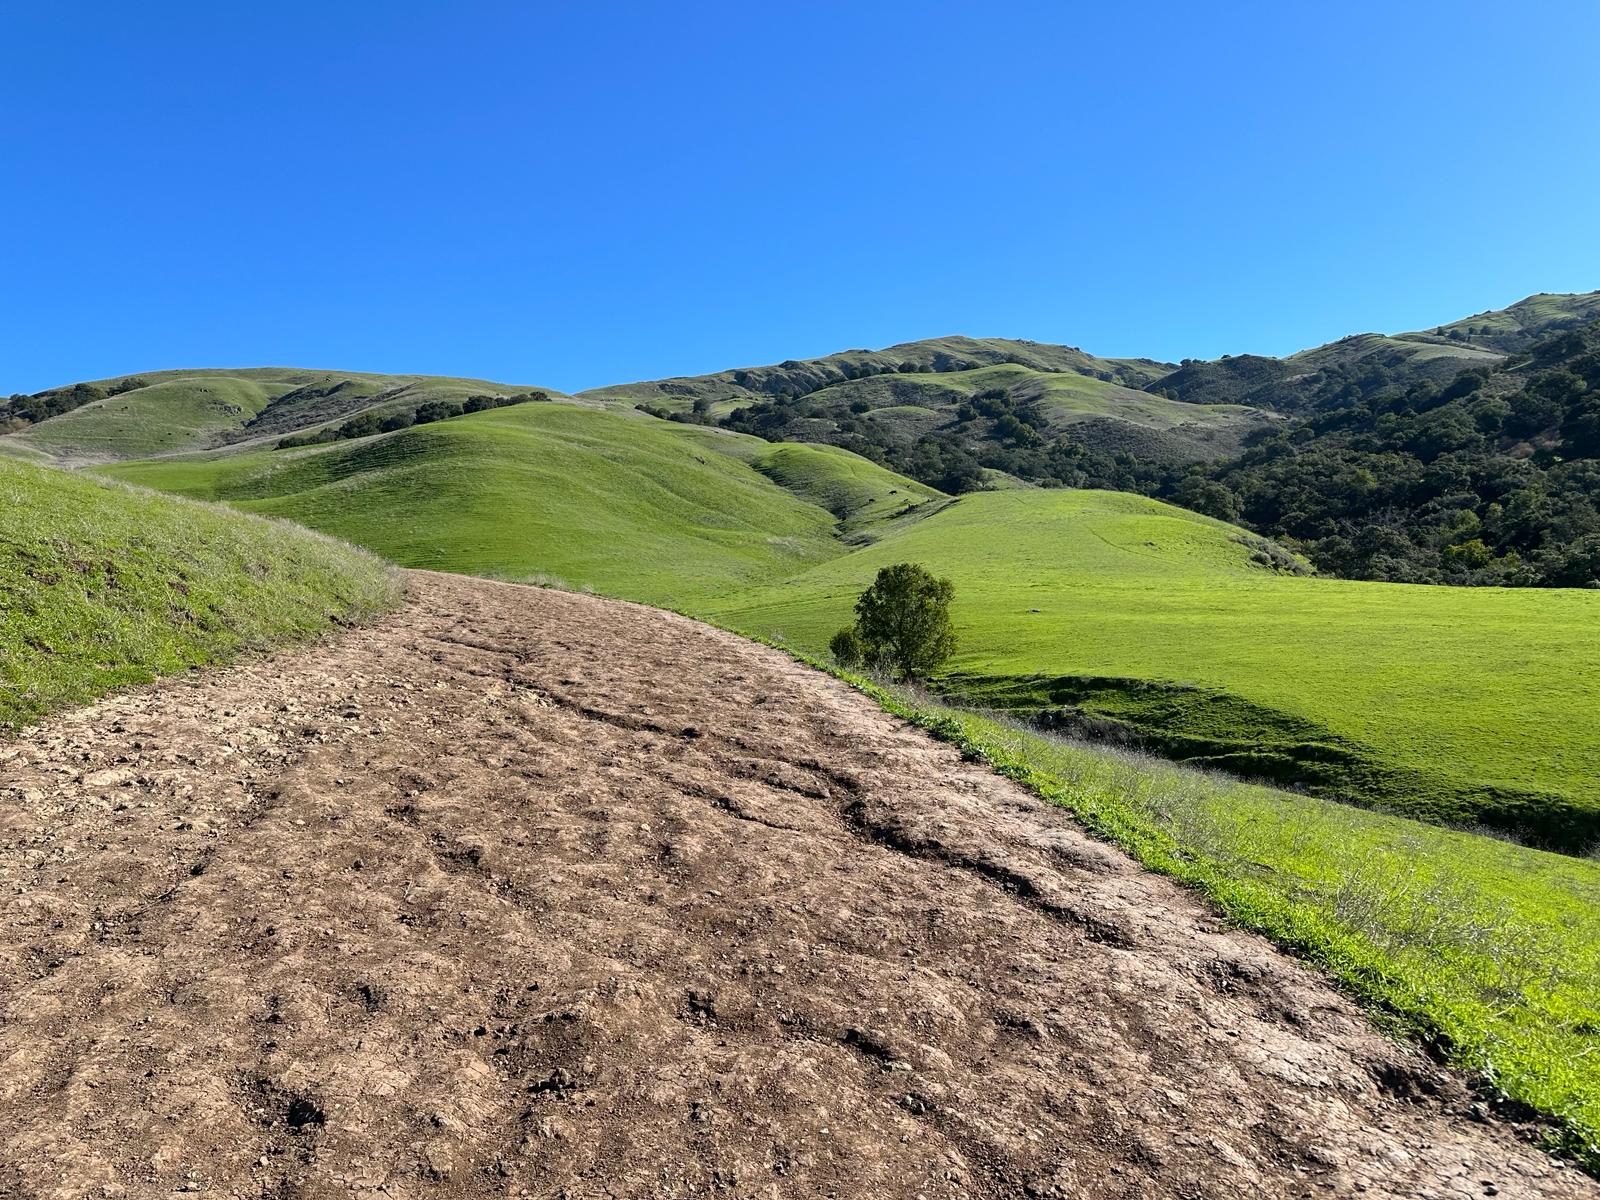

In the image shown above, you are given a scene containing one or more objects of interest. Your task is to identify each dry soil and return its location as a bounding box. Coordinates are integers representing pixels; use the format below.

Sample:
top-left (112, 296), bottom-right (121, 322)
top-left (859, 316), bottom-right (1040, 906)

top-left (0, 572), bottom-right (1591, 1199)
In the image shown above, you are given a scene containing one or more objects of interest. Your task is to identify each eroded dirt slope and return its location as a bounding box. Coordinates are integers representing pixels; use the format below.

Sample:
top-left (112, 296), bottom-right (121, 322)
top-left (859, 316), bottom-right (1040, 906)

top-left (0, 572), bottom-right (1590, 1200)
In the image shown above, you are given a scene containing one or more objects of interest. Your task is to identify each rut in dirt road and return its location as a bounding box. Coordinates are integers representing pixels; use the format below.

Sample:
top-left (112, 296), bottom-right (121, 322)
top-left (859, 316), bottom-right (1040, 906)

top-left (0, 570), bottom-right (1590, 1200)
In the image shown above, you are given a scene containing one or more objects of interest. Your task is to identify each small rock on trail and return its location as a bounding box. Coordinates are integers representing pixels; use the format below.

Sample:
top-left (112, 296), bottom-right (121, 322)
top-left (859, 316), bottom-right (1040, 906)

top-left (0, 570), bottom-right (1589, 1199)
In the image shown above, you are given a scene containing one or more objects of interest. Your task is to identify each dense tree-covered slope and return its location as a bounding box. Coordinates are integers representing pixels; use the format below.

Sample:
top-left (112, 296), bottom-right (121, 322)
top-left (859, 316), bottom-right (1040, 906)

top-left (1174, 316), bottom-right (1600, 586)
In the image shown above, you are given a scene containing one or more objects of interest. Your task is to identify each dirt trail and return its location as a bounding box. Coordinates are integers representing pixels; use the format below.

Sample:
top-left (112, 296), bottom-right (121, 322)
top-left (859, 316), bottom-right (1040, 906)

top-left (0, 571), bottom-right (1590, 1200)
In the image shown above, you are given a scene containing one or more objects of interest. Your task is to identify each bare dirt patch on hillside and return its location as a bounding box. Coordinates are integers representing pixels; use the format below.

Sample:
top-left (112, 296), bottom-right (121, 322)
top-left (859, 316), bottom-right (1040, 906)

top-left (0, 571), bottom-right (1590, 1199)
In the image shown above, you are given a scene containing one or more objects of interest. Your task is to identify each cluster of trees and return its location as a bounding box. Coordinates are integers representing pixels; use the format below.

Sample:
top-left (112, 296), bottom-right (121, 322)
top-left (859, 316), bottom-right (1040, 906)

top-left (278, 390), bottom-right (549, 449)
top-left (0, 377), bottom-right (149, 432)
top-left (1158, 322), bottom-right (1600, 587)
top-left (722, 385), bottom-right (1172, 498)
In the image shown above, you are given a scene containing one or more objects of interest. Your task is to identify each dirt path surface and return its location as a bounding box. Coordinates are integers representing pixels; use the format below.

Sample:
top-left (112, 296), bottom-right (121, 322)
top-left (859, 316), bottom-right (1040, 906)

top-left (0, 572), bottom-right (1590, 1200)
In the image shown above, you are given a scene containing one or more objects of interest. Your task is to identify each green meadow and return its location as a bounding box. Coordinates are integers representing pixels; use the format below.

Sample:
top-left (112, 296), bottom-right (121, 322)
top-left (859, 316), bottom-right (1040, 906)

top-left (0, 459), bottom-right (398, 732)
top-left (708, 489), bottom-right (1600, 849)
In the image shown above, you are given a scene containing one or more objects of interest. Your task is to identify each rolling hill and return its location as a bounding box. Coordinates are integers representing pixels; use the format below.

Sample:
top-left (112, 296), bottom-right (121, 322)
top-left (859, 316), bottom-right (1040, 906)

top-left (1415, 290), bottom-right (1600, 354)
top-left (96, 402), bottom-right (945, 605)
top-left (0, 458), bottom-right (397, 731)
top-left (579, 334), bottom-right (1174, 412)
top-left (89, 398), bottom-right (1600, 851)
top-left (0, 367), bottom-right (545, 463)
top-left (1152, 291), bottom-right (1600, 413)
top-left (583, 335), bottom-right (1266, 476)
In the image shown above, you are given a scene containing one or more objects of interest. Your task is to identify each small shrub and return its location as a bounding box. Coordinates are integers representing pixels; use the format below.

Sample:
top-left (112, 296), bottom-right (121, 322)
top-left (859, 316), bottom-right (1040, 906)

top-left (829, 625), bottom-right (866, 667)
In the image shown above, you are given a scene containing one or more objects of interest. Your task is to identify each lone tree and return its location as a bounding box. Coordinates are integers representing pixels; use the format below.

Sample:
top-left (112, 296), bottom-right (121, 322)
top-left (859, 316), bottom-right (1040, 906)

top-left (831, 562), bottom-right (956, 679)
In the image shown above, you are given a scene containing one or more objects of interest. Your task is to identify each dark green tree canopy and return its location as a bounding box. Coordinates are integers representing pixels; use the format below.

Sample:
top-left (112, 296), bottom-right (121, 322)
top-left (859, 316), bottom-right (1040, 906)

top-left (835, 562), bottom-right (957, 680)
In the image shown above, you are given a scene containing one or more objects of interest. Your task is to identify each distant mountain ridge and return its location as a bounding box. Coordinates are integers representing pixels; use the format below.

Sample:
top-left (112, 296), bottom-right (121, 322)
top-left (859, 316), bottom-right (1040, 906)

top-left (0, 368), bottom-right (547, 463)
top-left (1153, 292), bottom-right (1600, 414)
top-left (4, 290), bottom-right (1597, 586)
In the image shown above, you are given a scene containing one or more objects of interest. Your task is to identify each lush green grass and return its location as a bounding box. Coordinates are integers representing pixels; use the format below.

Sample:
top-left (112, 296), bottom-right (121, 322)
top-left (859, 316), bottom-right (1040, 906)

top-left (706, 489), bottom-right (1600, 848)
top-left (95, 403), bottom-right (931, 606)
top-left (0, 459), bottom-right (399, 733)
top-left (746, 442), bottom-right (946, 539)
top-left (774, 668), bottom-right (1600, 1168)
top-left (5, 367), bottom-right (541, 462)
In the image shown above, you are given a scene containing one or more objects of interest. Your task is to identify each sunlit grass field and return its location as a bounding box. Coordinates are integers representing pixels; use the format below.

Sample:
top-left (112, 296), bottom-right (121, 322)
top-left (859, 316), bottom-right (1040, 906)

top-left (707, 489), bottom-right (1600, 848)
top-left (0, 459), bottom-right (398, 731)
top-left (97, 404), bottom-right (937, 605)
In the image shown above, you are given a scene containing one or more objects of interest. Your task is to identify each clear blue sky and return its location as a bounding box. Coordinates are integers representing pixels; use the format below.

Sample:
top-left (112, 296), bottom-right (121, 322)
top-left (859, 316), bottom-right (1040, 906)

top-left (3, 1), bottom-right (1598, 395)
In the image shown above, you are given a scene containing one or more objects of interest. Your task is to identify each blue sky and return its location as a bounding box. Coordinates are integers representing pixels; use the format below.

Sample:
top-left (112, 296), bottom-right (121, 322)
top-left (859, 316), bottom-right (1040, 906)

top-left (3, 1), bottom-right (1598, 394)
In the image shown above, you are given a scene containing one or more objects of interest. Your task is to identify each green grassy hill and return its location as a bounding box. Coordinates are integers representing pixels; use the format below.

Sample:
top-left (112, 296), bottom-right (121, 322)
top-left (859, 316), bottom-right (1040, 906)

top-left (579, 334), bottom-right (1172, 413)
top-left (0, 367), bottom-right (545, 463)
top-left (706, 489), bottom-right (1600, 850)
top-left (0, 459), bottom-right (398, 732)
top-left (97, 402), bottom-right (943, 606)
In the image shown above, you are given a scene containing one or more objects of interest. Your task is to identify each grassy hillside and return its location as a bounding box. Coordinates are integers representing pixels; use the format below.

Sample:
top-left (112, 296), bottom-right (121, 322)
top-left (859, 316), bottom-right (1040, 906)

top-left (747, 442), bottom-right (947, 539)
top-left (1287, 331), bottom-right (1502, 375)
top-left (706, 489), bottom-right (1600, 850)
top-left (579, 334), bottom-right (1172, 413)
top-left (97, 403), bottom-right (941, 606)
top-left (1, 367), bottom-right (545, 462)
top-left (1411, 290), bottom-right (1600, 354)
top-left (0, 439), bottom-right (52, 462)
top-left (722, 362), bottom-right (1277, 464)
top-left (0, 459), bottom-right (398, 732)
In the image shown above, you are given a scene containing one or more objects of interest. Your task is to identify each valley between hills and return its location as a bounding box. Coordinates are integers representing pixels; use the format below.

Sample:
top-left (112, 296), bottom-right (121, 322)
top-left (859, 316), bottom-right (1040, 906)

top-left (4, 291), bottom-right (1600, 1193)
